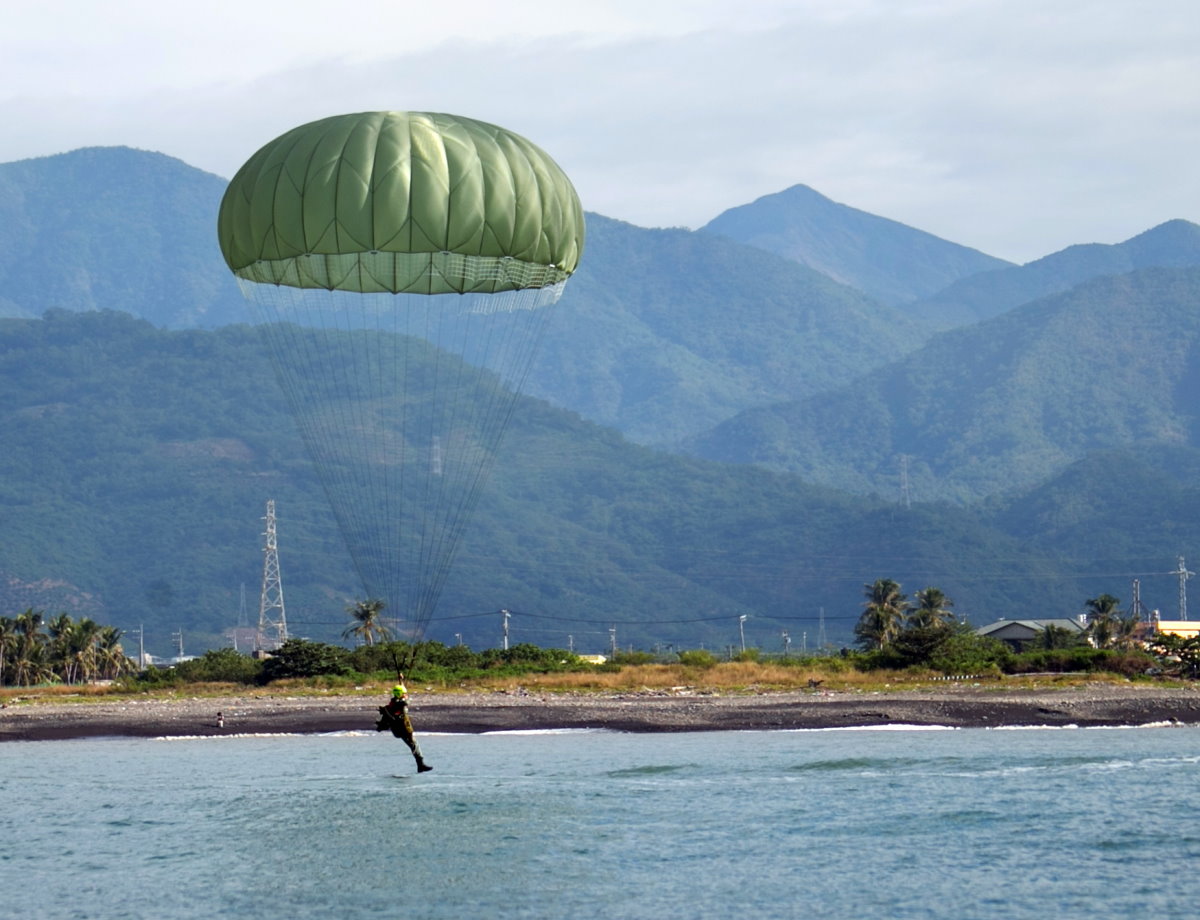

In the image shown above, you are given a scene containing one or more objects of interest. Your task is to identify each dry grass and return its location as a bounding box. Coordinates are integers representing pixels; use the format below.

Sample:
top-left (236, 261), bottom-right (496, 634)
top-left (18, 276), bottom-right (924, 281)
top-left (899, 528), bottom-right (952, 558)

top-left (456, 662), bottom-right (922, 694)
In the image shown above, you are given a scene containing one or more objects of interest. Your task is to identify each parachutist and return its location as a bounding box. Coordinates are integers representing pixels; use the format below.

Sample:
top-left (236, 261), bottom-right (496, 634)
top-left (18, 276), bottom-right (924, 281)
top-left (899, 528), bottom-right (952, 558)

top-left (375, 676), bottom-right (432, 773)
top-left (220, 111), bottom-right (582, 663)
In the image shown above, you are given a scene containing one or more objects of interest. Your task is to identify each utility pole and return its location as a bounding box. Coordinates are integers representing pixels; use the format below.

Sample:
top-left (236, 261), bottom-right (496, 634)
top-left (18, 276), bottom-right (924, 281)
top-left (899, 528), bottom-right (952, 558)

top-left (455, 633), bottom-right (463, 647)
top-left (130, 624), bottom-right (145, 668)
top-left (502, 609), bottom-right (510, 650)
top-left (568, 634), bottom-right (574, 653)
top-left (609, 626), bottom-right (617, 658)
top-left (738, 614), bottom-right (747, 653)
top-left (817, 607), bottom-right (827, 651)
top-left (781, 630), bottom-right (790, 658)
top-left (256, 500), bottom-right (288, 652)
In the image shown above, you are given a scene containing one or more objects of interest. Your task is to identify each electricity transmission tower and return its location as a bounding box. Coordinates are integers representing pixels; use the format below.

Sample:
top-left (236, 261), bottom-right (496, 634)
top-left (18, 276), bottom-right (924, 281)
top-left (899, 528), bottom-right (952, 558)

top-left (1174, 556), bottom-right (1195, 621)
top-left (256, 500), bottom-right (288, 652)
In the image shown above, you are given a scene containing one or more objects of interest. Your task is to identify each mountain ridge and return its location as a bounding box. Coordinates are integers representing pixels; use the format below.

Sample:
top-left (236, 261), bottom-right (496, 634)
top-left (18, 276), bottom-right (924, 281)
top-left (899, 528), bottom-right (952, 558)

top-left (701, 183), bottom-right (1013, 305)
top-left (686, 266), bottom-right (1200, 502)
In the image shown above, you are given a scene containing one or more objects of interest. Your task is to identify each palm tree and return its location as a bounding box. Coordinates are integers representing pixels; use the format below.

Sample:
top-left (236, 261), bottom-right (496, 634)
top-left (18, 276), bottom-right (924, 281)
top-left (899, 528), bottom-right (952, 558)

top-left (1085, 594), bottom-right (1123, 649)
top-left (909, 587), bottom-right (955, 629)
top-left (95, 626), bottom-right (133, 679)
top-left (45, 613), bottom-right (77, 683)
top-left (342, 599), bottom-right (392, 647)
top-left (0, 616), bottom-right (16, 686)
top-left (70, 618), bottom-right (101, 683)
top-left (854, 579), bottom-right (909, 650)
top-left (12, 609), bottom-right (50, 686)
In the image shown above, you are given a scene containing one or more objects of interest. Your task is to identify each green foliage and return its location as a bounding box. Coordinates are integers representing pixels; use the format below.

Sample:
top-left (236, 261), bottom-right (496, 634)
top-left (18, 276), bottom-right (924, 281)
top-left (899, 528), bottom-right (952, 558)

top-left (1005, 646), bottom-right (1152, 676)
top-left (927, 631), bottom-right (1012, 675)
top-left (1038, 625), bottom-right (1085, 650)
top-left (1146, 633), bottom-right (1200, 679)
top-left (677, 649), bottom-right (718, 669)
top-left (0, 608), bottom-right (132, 686)
top-left (172, 648), bottom-right (262, 684)
top-left (855, 579), bottom-right (910, 651)
top-left (610, 650), bottom-right (658, 666)
top-left (887, 624), bottom-right (957, 668)
top-left (732, 648), bottom-right (761, 663)
top-left (259, 639), bottom-right (352, 682)
top-left (477, 643), bottom-right (579, 672)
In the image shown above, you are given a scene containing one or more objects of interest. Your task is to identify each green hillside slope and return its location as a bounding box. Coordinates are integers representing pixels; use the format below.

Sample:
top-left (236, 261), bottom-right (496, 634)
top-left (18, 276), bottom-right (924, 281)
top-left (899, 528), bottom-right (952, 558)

top-left (688, 267), bottom-right (1200, 502)
top-left (537, 214), bottom-right (927, 443)
top-left (0, 147), bottom-right (246, 327)
top-left (1, 310), bottom-right (1110, 655)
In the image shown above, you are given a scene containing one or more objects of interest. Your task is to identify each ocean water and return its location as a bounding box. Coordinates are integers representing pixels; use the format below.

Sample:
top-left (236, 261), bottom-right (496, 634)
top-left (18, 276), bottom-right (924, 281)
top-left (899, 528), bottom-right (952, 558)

top-left (3, 724), bottom-right (1200, 919)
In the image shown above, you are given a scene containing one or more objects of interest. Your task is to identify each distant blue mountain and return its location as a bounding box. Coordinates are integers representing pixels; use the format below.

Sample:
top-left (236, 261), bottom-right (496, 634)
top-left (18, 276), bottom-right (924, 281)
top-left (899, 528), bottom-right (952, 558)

top-left (0, 148), bottom-right (927, 446)
top-left (908, 219), bottom-right (1200, 327)
top-left (0, 147), bottom-right (244, 327)
top-left (701, 183), bottom-right (1012, 306)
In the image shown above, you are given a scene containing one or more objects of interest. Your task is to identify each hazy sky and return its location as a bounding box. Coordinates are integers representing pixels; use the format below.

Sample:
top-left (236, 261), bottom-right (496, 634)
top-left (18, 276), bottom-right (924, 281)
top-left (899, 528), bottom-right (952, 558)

top-left (3, 0), bottom-right (1197, 263)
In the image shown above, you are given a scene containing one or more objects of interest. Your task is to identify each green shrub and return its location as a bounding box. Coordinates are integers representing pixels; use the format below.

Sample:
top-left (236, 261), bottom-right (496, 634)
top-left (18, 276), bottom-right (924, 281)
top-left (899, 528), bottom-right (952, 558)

top-left (677, 649), bottom-right (717, 669)
top-left (259, 639), bottom-right (351, 682)
top-left (611, 650), bottom-right (657, 666)
top-left (172, 648), bottom-right (262, 684)
top-left (478, 643), bottom-right (580, 672)
top-left (928, 631), bottom-right (1011, 675)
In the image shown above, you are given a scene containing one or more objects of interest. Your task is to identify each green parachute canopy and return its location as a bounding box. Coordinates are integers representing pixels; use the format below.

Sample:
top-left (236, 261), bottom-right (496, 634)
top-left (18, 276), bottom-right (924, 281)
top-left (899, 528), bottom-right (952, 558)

top-left (217, 110), bottom-right (584, 295)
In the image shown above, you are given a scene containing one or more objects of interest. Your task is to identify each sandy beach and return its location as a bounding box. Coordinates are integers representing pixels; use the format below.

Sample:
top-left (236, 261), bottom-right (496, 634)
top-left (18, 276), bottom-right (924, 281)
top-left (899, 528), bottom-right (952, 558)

top-left (4, 683), bottom-right (1200, 741)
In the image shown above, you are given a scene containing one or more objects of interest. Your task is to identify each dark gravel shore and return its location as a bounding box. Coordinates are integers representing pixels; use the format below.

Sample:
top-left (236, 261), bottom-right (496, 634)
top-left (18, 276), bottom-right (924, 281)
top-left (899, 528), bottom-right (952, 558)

top-left (4, 683), bottom-right (1200, 741)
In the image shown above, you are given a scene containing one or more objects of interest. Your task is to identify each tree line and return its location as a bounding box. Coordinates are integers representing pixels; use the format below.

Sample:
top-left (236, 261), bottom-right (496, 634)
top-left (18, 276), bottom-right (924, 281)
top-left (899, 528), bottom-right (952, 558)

top-left (851, 578), bottom-right (1160, 675)
top-left (0, 609), bottom-right (133, 686)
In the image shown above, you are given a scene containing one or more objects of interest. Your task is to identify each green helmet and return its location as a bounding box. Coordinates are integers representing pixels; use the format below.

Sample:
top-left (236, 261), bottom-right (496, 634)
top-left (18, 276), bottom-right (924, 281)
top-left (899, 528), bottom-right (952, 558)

top-left (392, 685), bottom-right (407, 699)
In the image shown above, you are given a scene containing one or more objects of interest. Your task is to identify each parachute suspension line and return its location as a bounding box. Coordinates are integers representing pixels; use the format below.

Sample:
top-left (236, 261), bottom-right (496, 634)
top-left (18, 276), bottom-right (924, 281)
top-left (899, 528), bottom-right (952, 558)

top-left (406, 288), bottom-right (557, 639)
top-left (242, 281), bottom-right (370, 600)
top-left (413, 287), bottom-right (558, 630)
top-left (242, 276), bottom-right (564, 643)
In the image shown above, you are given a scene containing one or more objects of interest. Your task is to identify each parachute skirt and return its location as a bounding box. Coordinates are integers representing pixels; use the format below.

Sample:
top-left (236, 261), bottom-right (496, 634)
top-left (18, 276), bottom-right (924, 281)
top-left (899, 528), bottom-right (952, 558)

top-left (234, 250), bottom-right (571, 296)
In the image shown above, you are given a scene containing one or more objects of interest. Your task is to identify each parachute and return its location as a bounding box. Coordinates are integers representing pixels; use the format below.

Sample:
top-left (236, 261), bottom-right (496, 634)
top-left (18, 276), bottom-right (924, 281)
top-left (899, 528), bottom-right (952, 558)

top-left (218, 111), bottom-right (584, 642)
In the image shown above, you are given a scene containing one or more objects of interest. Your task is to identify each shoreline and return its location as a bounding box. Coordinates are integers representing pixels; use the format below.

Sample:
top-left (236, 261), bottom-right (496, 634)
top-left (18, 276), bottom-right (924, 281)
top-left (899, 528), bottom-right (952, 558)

top-left (4, 684), bottom-right (1200, 741)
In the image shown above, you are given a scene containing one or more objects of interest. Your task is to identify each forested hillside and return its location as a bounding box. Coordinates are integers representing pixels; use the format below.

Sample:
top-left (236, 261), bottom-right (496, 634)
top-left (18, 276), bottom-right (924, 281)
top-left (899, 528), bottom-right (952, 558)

top-left (535, 214), bottom-right (926, 443)
top-left (6, 311), bottom-right (1179, 656)
top-left (0, 147), bottom-right (241, 326)
top-left (688, 267), bottom-right (1200, 501)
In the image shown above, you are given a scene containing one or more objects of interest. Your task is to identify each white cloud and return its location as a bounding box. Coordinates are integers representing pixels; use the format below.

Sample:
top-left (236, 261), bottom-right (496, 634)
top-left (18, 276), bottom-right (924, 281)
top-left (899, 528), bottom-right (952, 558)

top-left (1, 0), bottom-right (1198, 263)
